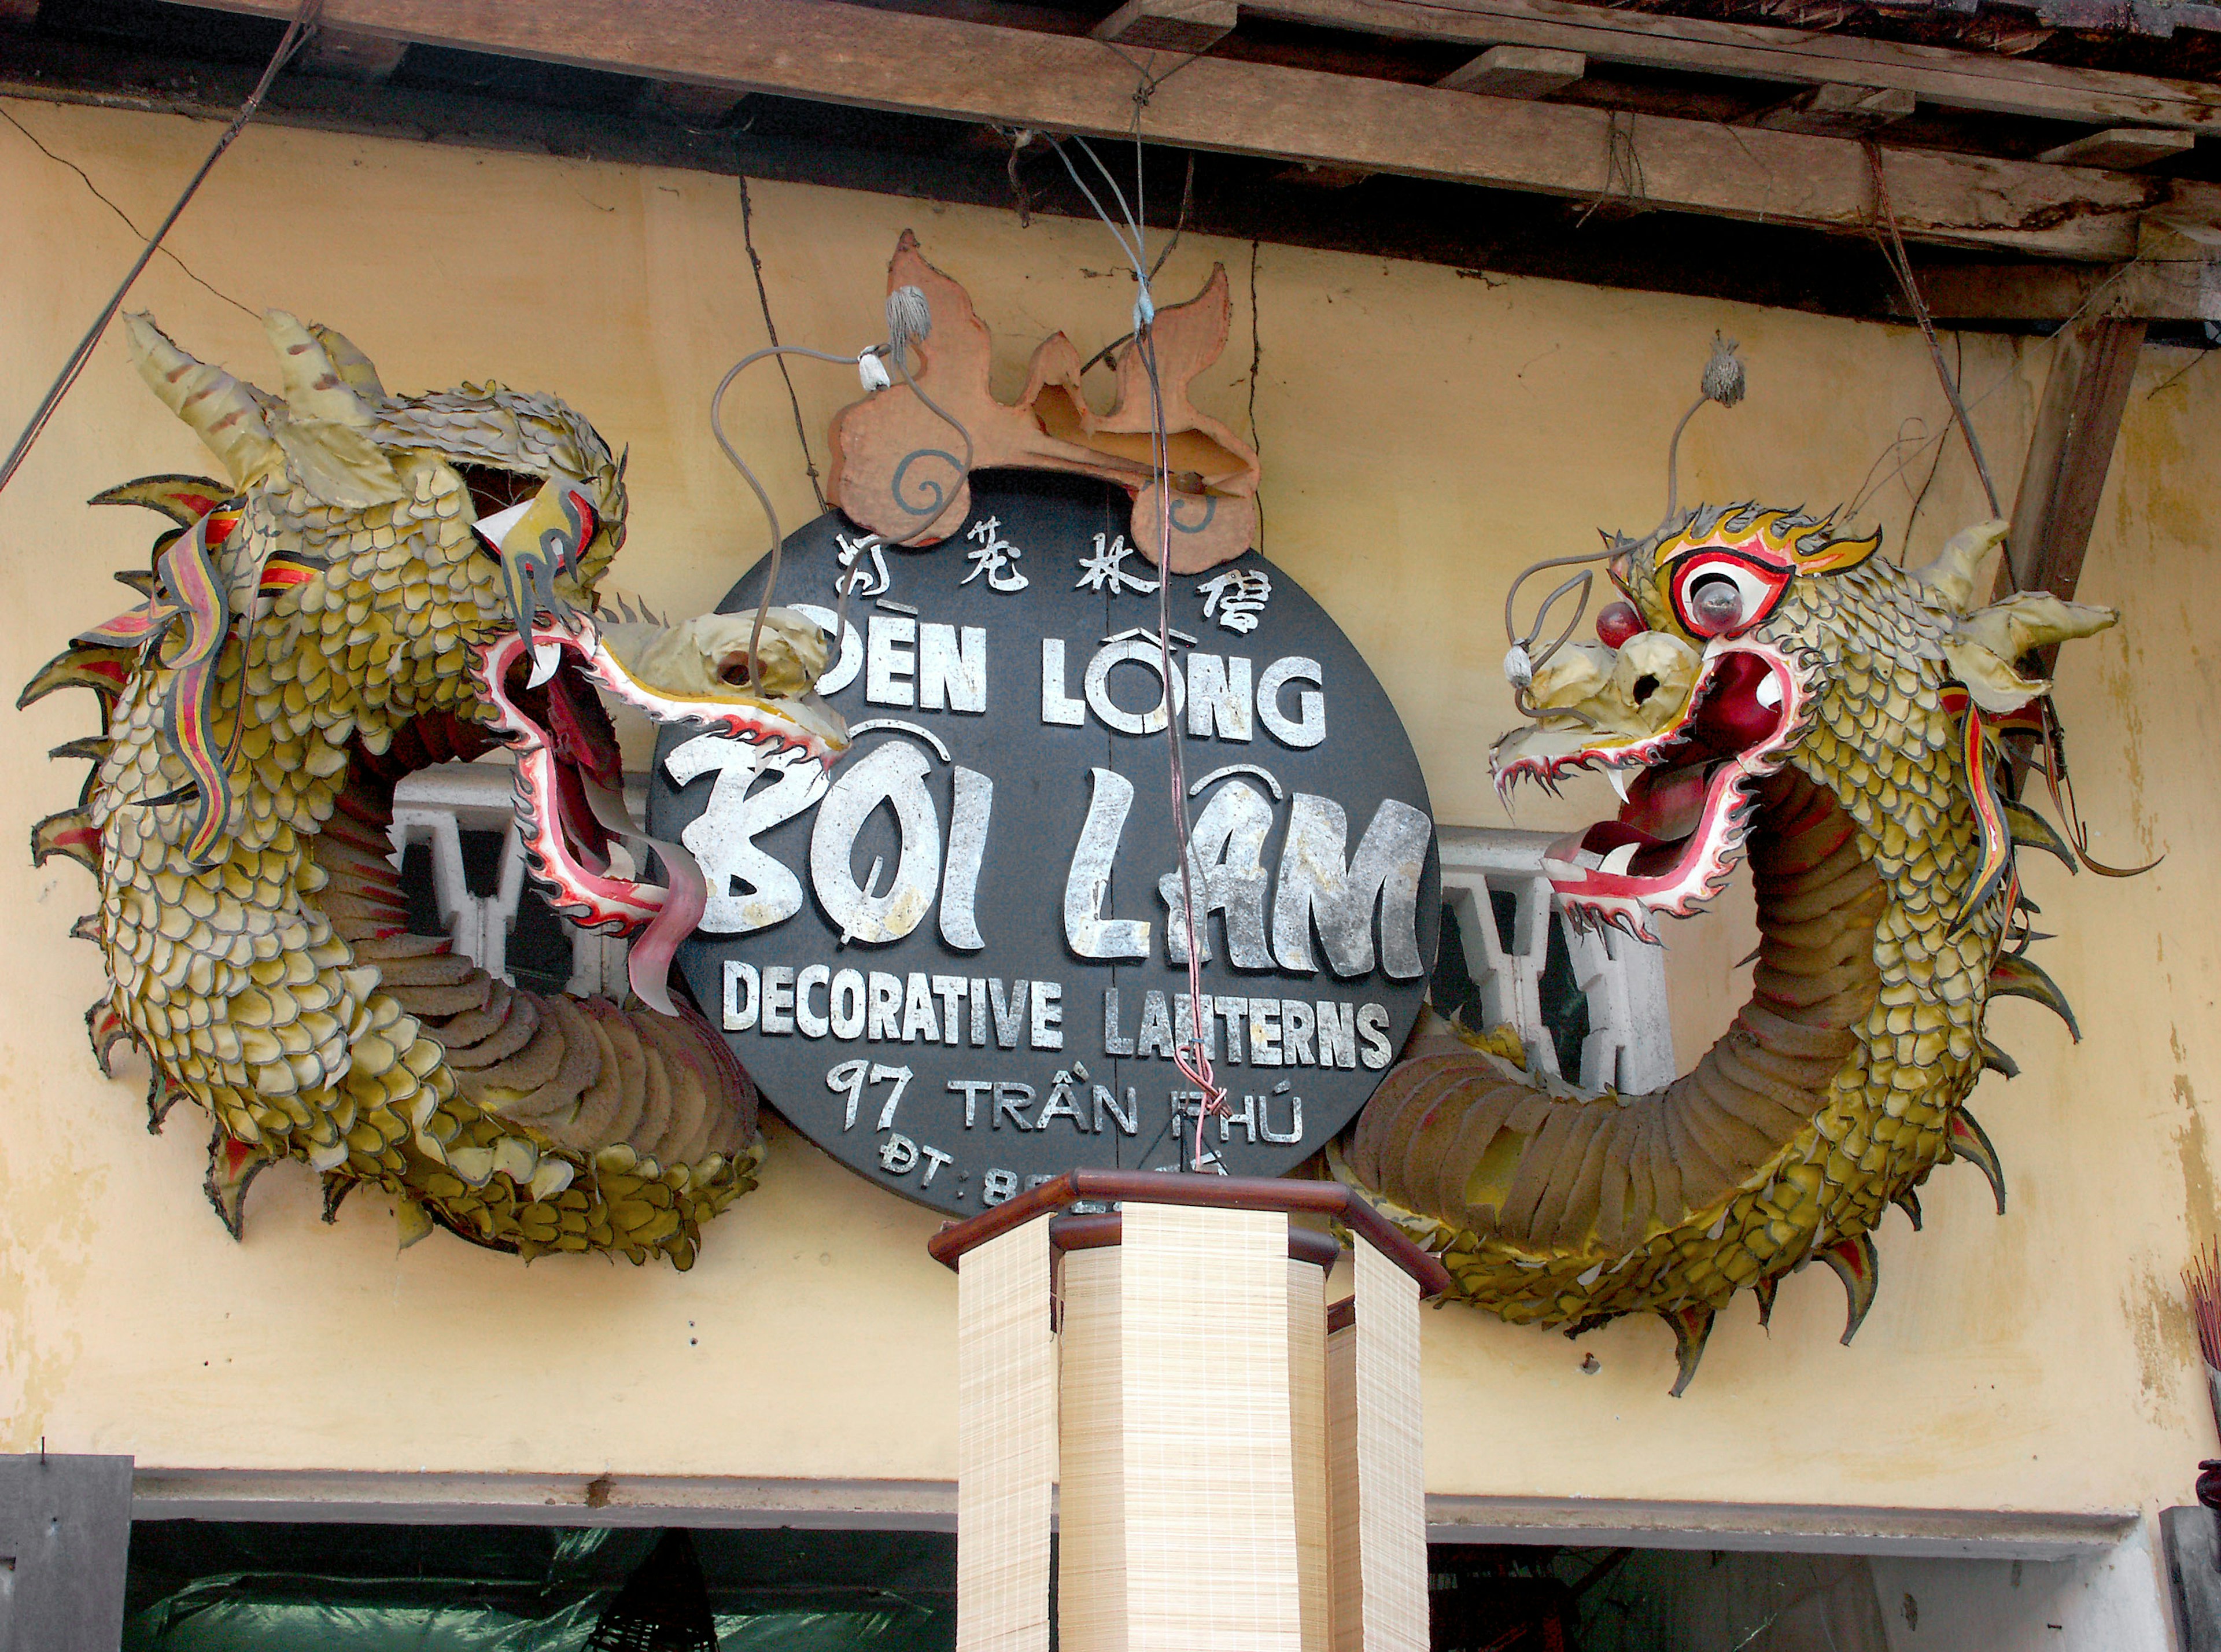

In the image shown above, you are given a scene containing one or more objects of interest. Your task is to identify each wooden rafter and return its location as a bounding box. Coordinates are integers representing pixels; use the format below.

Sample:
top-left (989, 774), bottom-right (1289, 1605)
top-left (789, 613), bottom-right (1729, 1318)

top-left (172, 0), bottom-right (2221, 260)
top-left (1244, 0), bottom-right (2221, 132)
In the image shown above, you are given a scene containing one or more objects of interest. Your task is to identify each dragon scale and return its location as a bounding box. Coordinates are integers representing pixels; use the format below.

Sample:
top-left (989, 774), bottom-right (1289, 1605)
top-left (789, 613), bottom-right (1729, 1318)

top-left (1348, 506), bottom-right (2112, 1389)
top-left (30, 312), bottom-right (843, 1264)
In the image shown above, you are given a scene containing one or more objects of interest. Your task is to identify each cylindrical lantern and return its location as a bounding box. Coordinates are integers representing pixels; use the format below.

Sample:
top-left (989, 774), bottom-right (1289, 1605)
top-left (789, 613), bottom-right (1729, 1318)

top-left (930, 1172), bottom-right (1451, 1652)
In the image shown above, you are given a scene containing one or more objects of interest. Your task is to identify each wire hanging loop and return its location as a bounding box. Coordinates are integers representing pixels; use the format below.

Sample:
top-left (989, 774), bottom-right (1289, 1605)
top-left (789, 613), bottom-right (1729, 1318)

top-left (1500, 551), bottom-right (1613, 716)
top-left (709, 284), bottom-right (972, 685)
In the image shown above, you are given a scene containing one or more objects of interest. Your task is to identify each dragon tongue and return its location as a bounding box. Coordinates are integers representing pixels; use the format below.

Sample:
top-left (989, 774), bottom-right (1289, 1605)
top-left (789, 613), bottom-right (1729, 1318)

top-left (1619, 762), bottom-right (1710, 842)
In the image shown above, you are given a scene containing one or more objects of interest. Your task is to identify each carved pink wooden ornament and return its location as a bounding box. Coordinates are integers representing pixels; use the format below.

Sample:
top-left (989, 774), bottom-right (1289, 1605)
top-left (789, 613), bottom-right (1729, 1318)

top-left (827, 232), bottom-right (1261, 574)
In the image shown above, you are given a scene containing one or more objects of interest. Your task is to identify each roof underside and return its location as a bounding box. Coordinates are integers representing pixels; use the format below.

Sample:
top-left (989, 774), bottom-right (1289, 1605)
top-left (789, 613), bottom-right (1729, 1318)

top-left (0, 0), bottom-right (2214, 335)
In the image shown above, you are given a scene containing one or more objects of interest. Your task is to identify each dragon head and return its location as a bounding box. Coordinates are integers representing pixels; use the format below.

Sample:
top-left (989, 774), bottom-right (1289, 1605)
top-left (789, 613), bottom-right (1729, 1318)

top-left (120, 311), bottom-right (846, 1008)
top-left (1493, 505), bottom-right (2116, 944)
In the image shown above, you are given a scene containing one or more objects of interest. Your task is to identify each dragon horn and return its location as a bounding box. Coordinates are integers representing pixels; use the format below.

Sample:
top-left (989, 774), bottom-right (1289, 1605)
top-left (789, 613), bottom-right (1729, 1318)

top-left (1910, 518), bottom-right (2006, 613)
top-left (123, 312), bottom-right (279, 487)
top-left (264, 309), bottom-right (377, 427)
top-left (307, 322), bottom-right (387, 402)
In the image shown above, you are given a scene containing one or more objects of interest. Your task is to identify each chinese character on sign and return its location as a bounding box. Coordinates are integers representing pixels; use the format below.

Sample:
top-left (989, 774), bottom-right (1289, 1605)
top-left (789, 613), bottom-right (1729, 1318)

top-left (1073, 532), bottom-right (1161, 597)
top-left (1197, 567), bottom-right (1272, 634)
top-left (834, 532), bottom-right (890, 599)
top-left (960, 516), bottom-right (1030, 593)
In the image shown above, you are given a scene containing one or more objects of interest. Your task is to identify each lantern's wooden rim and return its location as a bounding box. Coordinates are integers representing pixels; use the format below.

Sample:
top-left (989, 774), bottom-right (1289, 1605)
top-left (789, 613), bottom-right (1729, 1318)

top-left (1049, 1211), bottom-right (1345, 1273)
top-left (927, 1170), bottom-right (1452, 1297)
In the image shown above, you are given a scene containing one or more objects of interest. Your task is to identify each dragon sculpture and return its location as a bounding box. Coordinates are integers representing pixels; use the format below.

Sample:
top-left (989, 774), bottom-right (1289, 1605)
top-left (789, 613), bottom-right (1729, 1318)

top-left (1344, 494), bottom-right (2120, 1391)
top-left (25, 311), bottom-right (842, 1266)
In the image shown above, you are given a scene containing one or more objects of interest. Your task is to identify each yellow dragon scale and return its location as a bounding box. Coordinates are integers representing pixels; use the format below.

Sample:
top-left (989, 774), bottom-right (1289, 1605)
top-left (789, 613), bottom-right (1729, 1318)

top-left (1348, 509), bottom-right (2116, 1389)
top-left (34, 312), bottom-right (844, 1266)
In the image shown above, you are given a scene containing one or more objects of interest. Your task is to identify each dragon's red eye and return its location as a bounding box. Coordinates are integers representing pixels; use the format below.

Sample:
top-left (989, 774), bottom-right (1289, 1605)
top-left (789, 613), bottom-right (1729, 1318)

top-left (1666, 551), bottom-right (1790, 639)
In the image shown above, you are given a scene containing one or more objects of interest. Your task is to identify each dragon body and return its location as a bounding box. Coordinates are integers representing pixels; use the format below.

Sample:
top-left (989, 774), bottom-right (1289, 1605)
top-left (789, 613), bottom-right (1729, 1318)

top-left (1346, 506), bottom-right (2117, 1389)
top-left (28, 313), bottom-right (842, 1266)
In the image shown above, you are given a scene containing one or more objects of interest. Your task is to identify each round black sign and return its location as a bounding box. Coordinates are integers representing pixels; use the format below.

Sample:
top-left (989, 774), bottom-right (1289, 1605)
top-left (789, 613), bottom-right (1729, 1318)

top-left (652, 474), bottom-right (1438, 1215)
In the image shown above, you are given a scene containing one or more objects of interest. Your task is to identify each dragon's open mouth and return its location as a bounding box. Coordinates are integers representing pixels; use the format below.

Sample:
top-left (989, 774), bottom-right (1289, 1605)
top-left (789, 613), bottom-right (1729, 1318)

top-left (1497, 643), bottom-right (1807, 942)
top-left (473, 614), bottom-right (846, 1013)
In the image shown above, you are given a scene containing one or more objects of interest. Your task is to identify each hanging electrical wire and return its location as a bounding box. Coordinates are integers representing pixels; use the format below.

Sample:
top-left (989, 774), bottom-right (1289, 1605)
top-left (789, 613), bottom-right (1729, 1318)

top-left (1038, 127), bottom-right (1229, 1172)
top-left (1864, 143), bottom-right (2004, 525)
top-left (708, 287), bottom-right (973, 684)
top-left (0, 0), bottom-right (324, 499)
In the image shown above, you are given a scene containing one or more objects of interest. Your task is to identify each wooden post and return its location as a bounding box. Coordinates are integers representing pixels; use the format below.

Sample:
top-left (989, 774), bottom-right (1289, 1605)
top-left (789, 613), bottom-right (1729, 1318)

top-left (1996, 316), bottom-right (2147, 671)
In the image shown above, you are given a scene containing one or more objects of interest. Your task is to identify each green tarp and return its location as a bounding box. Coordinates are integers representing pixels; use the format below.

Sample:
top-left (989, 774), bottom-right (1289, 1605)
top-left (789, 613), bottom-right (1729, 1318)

top-left (124, 1524), bottom-right (957, 1651)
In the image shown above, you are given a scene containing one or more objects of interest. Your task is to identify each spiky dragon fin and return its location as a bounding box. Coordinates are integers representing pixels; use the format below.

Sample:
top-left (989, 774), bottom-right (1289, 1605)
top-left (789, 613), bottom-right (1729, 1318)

top-left (204, 1126), bottom-right (276, 1240)
top-left (1942, 685), bottom-right (2012, 938)
top-left (1753, 1273), bottom-right (1780, 1329)
top-left (1818, 1231), bottom-right (1880, 1344)
top-left (19, 643), bottom-right (134, 710)
top-left (146, 1072), bottom-right (187, 1135)
top-left (1894, 1187), bottom-right (1924, 1231)
top-left (2002, 797), bottom-right (2075, 872)
top-left (31, 808), bottom-right (98, 873)
top-left (86, 997), bottom-right (134, 1078)
top-left (1946, 1110), bottom-right (2007, 1214)
top-left (49, 735), bottom-right (111, 765)
top-left (1989, 953), bottom-right (2079, 1040)
top-left (88, 473), bottom-right (233, 526)
top-left (1660, 1303), bottom-right (1716, 1397)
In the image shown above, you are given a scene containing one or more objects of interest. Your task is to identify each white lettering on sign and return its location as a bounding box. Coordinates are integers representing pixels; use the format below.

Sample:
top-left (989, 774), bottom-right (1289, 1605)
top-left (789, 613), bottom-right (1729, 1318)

top-left (1065, 768), bottom-right (1152, 961)
top-left (810, 740), bottom-right (942, 945)
top-left (1075, 532), bottom-right (1161, 596)
top-left (1160, 779), bottom-right (1275, 968)
top-left (1198, 568), bottom-right (1272, 633)
top-left (1083, 638), bottom-right (1186, 736)
top-left (1257, 655), bottom-right (1325, 747)
top-left (673, 503), bottom-right (1436, 1218)
top-left (665, 735), bottom-right (829, 935)
top-left (866, 614), bottom-right (917, 707)
top-left (1038, 636), bottom-right (1320, 748)
top-left (920, 622), bottom-right (987, 713)
top-left (961, 516), bottom-right (1029, 592)
top-left (1040, 638), bottom-right (1086, 727)
top-left (1185, 654), bottom-right (1253, 742)
top-left (835, 532), bottom-right (890, 598)
top-left (1100, 988), bottom-right (1379, 1071)
top-left (1272, 797), bottom-right (1433, 979)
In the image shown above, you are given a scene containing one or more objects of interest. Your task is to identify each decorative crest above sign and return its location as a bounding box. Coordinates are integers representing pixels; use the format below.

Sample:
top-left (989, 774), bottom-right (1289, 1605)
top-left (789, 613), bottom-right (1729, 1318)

top-left (827, 233), bottom-right (1262, 574)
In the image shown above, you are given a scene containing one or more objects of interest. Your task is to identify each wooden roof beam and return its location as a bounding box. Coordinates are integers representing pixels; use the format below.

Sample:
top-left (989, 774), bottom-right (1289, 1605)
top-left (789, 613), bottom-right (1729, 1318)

top-left (1916, 217), bottom-right (2221, 321)
top-left (1440, 46), bottom-right (1586, 100)
top-left (2036, 128), bottom-right (2197, 169)
top-left (168, 0), bottom-right (2221, 260)
top-left (1748, 84), bottom-right (1916, 139)
top-left (1244, 0), bottom-right (2221, 133)
top-left (1093, 0), bottom-right (1238, 54)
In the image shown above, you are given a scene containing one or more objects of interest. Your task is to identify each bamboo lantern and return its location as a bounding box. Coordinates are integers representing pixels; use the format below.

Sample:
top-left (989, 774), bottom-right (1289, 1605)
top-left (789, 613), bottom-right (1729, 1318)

top-left (928, 1172), bottom-right (1452, 1652)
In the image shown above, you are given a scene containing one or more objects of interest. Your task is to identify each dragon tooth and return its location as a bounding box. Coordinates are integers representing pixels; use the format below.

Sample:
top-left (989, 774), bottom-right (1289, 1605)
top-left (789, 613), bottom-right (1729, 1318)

top-left (1607, 765), bottom-right (1633, 805)
top-left (1599, 842), bottom-right (1639, 876)
top-left (1755, 672), bottom-right (1784, 710)
top-left (527, 639), bottom-right (563, 688)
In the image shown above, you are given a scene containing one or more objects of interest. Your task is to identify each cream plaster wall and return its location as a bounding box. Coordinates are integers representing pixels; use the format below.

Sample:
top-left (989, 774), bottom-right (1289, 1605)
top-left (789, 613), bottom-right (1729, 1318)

top-left (0, 98), bottom-right (2214, 1524)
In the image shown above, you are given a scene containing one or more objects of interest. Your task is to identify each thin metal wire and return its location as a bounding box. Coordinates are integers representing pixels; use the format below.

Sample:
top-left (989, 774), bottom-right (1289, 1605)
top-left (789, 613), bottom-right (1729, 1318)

top-left (709, 326), bottom-right (975, 685)
top-left (709, 342), bottom-right (858, 679)
top-left (1864, 143), bottom-right (2003, 522)
top-left (736, 172), bottom-right (825, 511)
top-left (1045, 127), bottom-right (1229, 1166)
top-left (0, 0), bottom-right (323, 499)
